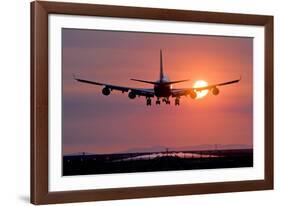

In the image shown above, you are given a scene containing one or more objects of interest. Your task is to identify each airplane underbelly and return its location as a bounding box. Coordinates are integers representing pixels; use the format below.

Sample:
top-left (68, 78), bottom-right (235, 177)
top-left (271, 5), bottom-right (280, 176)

top-left (154, 86), bottom-right (171, 97)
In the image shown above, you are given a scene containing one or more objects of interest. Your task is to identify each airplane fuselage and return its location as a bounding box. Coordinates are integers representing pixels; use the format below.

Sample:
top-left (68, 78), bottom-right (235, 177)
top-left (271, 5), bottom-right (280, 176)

top-left (154, 76), bottom-right (172, 97)
top-left (154, 84), bottom-right (171, 97)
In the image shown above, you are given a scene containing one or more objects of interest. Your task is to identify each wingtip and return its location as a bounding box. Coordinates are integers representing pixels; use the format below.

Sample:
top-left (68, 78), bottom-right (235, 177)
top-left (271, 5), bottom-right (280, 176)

top-left (239, 75), bottom-right (242, 81)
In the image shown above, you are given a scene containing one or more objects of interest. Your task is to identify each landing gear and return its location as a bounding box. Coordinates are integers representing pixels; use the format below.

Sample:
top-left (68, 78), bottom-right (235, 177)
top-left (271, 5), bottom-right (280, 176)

top-left (146, 98), bottom-right (152, 106)
top-left (145, 97), bottom-right (176, 106)
top-left (156, 98), bottom-right (161, 105)
top-left (175, 98), bottom-right (180, 106)
top-left (162, 98), bottom-right (170, 105)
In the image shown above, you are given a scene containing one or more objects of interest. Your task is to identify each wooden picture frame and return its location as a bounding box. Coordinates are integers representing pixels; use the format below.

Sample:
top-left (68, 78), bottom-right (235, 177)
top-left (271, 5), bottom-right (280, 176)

top-left (31, 0), bottom-right (273, 204)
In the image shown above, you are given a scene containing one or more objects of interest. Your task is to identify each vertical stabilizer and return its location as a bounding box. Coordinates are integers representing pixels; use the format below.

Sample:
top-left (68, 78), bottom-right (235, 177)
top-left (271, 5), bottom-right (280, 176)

top-left (160, 50), bottom-right (164, 81)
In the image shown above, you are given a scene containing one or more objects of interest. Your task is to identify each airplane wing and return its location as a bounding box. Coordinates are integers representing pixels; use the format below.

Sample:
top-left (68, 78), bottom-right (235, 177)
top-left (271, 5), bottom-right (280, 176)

top-left (171, 76), bottom-right (241, 97)
top-left (74, 76), bottom-right (154, 98)
top-left (130, 88), bottom-right (154, 97)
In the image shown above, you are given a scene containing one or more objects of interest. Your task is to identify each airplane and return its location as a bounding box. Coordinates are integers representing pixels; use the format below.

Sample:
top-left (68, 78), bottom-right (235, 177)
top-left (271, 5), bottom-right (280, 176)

top-left (74, 50), bottom-right (241, 106)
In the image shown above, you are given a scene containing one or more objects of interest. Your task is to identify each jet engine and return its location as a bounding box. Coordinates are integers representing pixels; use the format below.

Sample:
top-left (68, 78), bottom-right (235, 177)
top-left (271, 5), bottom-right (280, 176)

top-left (212, 87), bottom-right (220, 95)
top-left (128, 91), bottom-right (136, 99)
top-left (102, 87), bottom-right (111, 96)
top-left (190, 90), bottom-right (197, 99)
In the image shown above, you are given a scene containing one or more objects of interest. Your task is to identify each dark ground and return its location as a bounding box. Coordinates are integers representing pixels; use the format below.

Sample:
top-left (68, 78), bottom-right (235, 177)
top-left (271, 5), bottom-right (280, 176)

top-left (63, 149), bottom-right (253, 176)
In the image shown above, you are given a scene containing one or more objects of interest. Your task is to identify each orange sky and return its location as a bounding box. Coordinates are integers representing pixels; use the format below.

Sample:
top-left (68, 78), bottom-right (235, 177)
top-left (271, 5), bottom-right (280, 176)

top-left (62, 29), bottom-right (253, 154)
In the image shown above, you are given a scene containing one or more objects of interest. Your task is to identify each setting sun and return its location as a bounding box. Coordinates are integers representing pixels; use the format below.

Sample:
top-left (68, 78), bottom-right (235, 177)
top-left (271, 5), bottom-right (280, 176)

top-left (193, 80), bottom-right (209, 99)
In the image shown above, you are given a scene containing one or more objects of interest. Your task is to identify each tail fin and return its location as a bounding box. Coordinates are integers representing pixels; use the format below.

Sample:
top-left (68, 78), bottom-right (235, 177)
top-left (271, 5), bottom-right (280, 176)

top-left (160, 50), bottom-right (164, 81)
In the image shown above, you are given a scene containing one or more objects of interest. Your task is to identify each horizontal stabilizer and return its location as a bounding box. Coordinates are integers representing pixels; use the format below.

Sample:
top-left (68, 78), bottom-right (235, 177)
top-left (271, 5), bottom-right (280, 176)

top-left (130, 78), bottom-right (189, 85)
top-left (130, 79), bottom-right (159, 85)
top-left (167, 79), bottom-right (189, 84)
